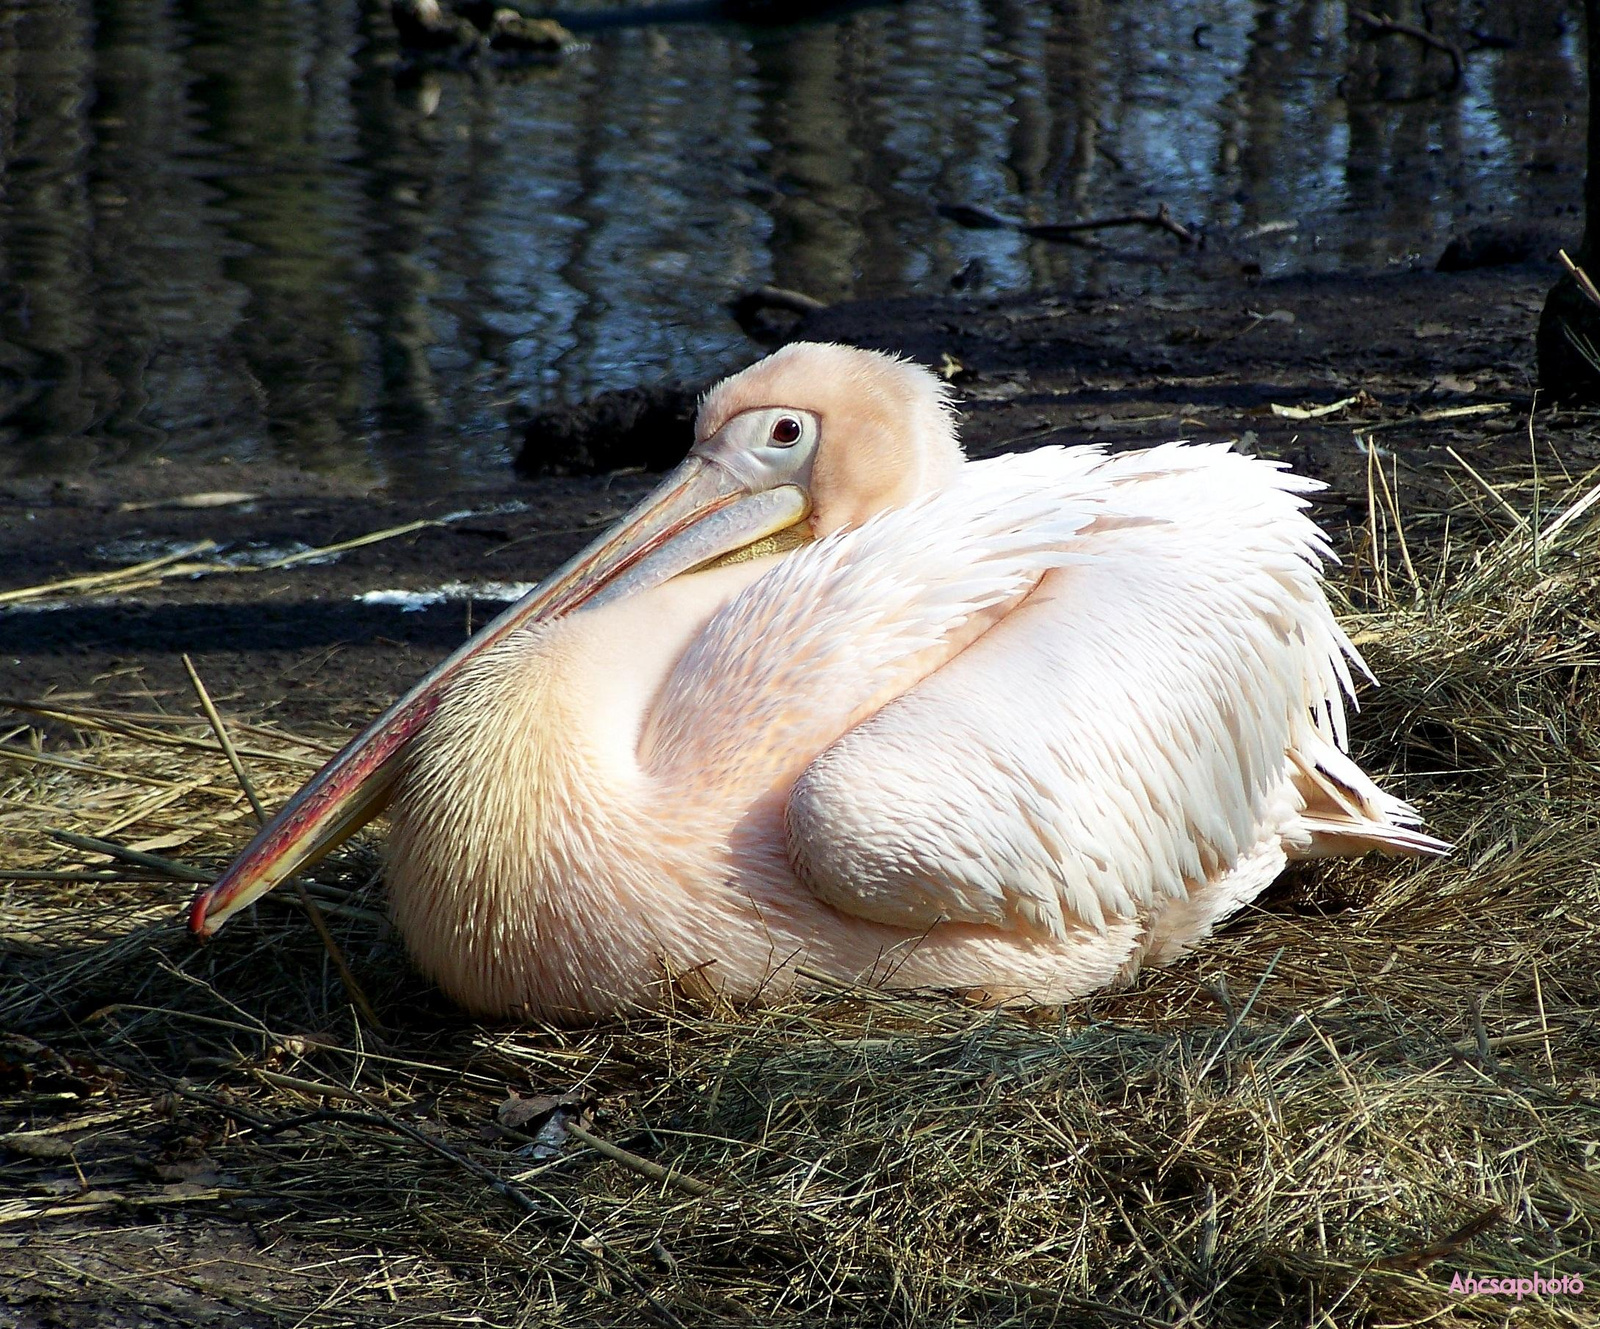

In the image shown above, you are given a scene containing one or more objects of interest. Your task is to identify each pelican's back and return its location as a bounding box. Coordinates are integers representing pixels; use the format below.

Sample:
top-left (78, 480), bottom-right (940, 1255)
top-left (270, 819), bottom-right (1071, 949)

top-left (769, 443), bottom-right (1444, 972)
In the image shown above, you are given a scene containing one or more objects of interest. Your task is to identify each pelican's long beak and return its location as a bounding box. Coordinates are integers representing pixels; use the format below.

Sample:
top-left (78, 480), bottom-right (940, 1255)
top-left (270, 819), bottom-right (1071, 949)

top-left (190, 456), bottom-right (811, 937)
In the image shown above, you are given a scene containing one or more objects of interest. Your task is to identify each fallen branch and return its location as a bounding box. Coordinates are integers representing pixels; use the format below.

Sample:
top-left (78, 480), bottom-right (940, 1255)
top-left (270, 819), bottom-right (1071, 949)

top-left (49, 828), bottom-right (212, 883)
top-left (728, 285), bottom-right (828, 343)
top-left (1023, 204), bottom-right (1196, 246)
top-left (1353, 9), bottom-right (1464, 90)
top-left (1443, 445), bottom-right (1533, 530)
top-left (0, 1187), bottom-right (246, 1226)
top-left (1362, 402), bottom-right (1509, 431)
top-left (730, 284), bottom-right (825, 318)
top-left (935, 203), bottom-right (1015, 231)
top-left (1373, 1204), bottom-right (1503, 1271)
top-left (1270, 395), bottom-right (1360, 421)
top-left (0, 541), bottom-right (217, 606)
top-left (939, 201), bottom-right (1195, 246)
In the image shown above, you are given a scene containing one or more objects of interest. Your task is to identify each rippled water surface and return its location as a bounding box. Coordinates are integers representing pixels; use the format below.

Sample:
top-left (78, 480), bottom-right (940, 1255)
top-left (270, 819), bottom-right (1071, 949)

top-left (0, 0), bottom-right (1585, 489)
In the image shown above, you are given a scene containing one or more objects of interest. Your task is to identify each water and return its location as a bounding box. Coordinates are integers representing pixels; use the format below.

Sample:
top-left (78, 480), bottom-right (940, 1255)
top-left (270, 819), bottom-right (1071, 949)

top-left (0, 0), bottom-right (1584, 490)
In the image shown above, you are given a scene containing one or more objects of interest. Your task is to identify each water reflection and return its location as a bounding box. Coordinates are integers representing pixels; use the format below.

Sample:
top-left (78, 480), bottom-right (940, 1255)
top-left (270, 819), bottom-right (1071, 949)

top-left (0, 0), bottom-right (1583, 490)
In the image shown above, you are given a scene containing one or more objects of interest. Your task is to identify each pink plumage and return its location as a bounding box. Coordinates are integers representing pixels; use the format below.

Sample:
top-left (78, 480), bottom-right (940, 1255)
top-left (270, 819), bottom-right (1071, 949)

top-left (369, 344), bottom-right (1445, 1020)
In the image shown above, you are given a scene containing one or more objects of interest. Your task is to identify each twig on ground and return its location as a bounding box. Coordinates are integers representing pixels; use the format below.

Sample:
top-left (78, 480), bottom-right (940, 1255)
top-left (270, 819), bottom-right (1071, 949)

top-left (48, 828), bottom-right (212, 883)
top-left (181, 655), bottom-right (268, 825)
top-left (1362, 402), bottom-right (1509, 431)
top-left (0, 518), bottom-right (444, 607)
top-left (728, 285), bottom-right (828, 342)
top-left (1373, 1204), bottom-right (1504, 1271)
top-left (1444, 446), bottom-right (1532, 531)
top-left (729, 285), bottom-right (825, 318)
top-left (565, 1121), bottom-right (715, 1198)
top-left (2, 1187), bottom-right (245, 1226)
top-left (1271, 396), bottom-right (1360, 420)
top-left (0, 541), bottom-right (218, 605)
top-left (252, 1067), bottom-right (401, 1106)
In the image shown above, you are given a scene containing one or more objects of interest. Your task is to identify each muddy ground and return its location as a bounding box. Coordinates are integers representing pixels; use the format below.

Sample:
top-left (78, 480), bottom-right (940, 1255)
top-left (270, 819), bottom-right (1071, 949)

top-left (2, 259), bottom-right (1593, 743)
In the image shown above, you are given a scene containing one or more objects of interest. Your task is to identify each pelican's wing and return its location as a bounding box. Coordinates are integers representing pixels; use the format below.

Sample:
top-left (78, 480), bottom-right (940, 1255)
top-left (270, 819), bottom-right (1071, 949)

top-left (640, 446), bottom-right (1115, 802)
top-left (783, 443), bottom-right (1442, 942)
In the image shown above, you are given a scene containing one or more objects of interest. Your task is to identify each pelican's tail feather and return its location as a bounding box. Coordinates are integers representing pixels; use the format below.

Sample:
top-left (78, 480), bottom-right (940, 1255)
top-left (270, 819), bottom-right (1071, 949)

top-left (1287, 743), bottom-right (1451, 859)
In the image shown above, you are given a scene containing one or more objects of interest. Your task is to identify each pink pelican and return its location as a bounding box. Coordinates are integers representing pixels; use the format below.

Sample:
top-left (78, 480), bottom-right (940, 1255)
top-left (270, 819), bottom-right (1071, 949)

top-left (191, 343), bottom-right (1443, 1020)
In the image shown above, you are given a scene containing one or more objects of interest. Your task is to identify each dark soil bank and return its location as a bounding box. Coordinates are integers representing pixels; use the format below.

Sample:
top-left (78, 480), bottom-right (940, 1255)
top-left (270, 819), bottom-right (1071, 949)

top-left (3, 262), bottom-right (1593, 739)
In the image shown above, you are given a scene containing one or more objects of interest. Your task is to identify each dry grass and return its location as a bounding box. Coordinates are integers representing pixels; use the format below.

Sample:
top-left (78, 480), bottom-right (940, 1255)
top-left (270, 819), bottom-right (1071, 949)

top-left (2, 457), bottom-right (1598, 1327)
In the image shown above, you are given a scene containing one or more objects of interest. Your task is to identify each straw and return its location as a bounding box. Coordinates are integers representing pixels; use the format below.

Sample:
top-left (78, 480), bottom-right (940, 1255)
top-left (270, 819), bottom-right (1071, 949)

top-left (2, 455), bottom-right (1596, 1327)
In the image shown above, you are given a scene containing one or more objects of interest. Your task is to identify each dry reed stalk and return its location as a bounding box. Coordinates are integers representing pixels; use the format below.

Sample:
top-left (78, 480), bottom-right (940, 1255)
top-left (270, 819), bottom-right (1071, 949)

top-left (0, 540), bottom-right (218, 605)
top-left (0, 517), bottom-right (443, 607)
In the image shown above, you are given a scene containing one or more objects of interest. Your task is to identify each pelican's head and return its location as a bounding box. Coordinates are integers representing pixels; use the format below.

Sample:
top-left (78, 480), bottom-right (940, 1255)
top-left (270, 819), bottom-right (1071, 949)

top-left (695, 342), bottom-right (962, 536)
top-left (188, 343), bottom-right (965, 937)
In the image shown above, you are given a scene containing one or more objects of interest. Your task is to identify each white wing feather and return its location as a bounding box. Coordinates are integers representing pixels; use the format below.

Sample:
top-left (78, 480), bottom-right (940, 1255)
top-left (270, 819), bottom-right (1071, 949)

top-left (641, 449), bottom-right (1114, 790)
top-left (779, 443), bottom-right (1436, 941)
top-left (644, 442), bottom-right (1438, 947)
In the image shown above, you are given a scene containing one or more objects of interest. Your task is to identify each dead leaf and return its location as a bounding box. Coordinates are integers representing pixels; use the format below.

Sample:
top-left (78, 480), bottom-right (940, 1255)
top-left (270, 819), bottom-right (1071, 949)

top-left (119, 491), bottom-right (261, 513)
top-left (127, 830), bottom-right (198, 853)
top-left (497, 1090), bottom-right (582, 1130)
top-left (1270, 395), bottom-right (1359, 420)
top-left (152, 1154), bottom-right (220, 1185)
top-left (2, 1132), bottom-right (74, 1160)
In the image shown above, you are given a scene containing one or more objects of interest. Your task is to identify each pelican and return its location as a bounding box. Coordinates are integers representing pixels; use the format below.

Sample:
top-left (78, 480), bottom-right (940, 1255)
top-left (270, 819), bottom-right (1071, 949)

top-left (191, 343), bottom-right (1444, 1020)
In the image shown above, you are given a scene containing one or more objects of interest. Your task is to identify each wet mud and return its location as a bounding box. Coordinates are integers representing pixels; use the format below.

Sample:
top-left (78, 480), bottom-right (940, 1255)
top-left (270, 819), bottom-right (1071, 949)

top-left (2, 259), bottom-right (1593, 739)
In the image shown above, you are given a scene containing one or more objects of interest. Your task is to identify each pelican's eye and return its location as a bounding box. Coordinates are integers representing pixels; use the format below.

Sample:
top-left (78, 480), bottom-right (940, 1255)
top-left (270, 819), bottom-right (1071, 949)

top-left (770, 416), bottom-right (803, 446)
